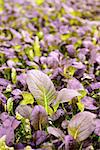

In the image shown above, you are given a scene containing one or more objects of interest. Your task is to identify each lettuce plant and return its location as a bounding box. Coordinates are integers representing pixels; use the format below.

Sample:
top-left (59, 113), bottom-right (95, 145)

top-left (26, 70), bottom-right (57, 115)
top-left (26, 69), bottom-right (85, 114)
top-left (0, 0), bottom-right (99, 149)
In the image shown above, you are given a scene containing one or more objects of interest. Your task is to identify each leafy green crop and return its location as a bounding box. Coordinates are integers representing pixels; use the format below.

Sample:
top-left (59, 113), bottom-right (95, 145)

top-left (20, 92), bottom-right (34, 105)
top-left (26, 70), bottom-right (57, 115)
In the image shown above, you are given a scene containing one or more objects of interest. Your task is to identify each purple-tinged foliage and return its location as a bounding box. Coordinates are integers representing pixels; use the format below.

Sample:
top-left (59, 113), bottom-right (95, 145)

top-left (33, 130), bottom-right (47, 146)
top-left (15, 105), bottom-right (33, 119)
top-left (67, 77), bottom-right (84, 91)
top-left (64, 135), bottom-right (73, 150)
top-left (94, 119), bottom-right (100, 136)
top-left (30, 105), bottom-right (48, 130)
top-left (0, 112), bottom-right (20, 146)
top-left (81, 96), bottom-right (98, 110)
top-left (68, 111), bottom-right (96, 142)
top-left (0, 0), bottom-right (99, 149)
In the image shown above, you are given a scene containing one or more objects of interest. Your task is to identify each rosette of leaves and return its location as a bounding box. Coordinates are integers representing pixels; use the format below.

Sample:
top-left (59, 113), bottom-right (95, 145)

top-left (26, 69), bottom-right (85, 115)
top-left (26, 70), bottom-right (57, 115)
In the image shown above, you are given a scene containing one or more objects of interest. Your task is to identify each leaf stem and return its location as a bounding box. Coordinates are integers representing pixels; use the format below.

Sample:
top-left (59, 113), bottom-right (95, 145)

top-left (44, 91), bottom-right (48, 114)
top-left (39, 120), bottom-right (42, 130)
top-left (79, 142), bottom-right (83, 150)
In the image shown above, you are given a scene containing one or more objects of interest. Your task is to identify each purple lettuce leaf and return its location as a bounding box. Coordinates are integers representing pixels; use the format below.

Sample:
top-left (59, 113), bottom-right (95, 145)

top-left (33, 130), bottom-right (47, 146)
top-left (15, 105), bottom-right (33, 119)
top-left (30, 105), bottom-right (48, 130)
top-left (94, 119), bottom-right (100, 136)
top-left (81, 96), bottom-right (98, 110)
top-left (64, 135), bottom-right (73, 150)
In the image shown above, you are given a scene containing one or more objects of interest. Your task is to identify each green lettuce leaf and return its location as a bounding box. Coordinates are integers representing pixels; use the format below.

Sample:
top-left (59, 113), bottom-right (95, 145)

top-left (20, 92), bottom-right (34, 105)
